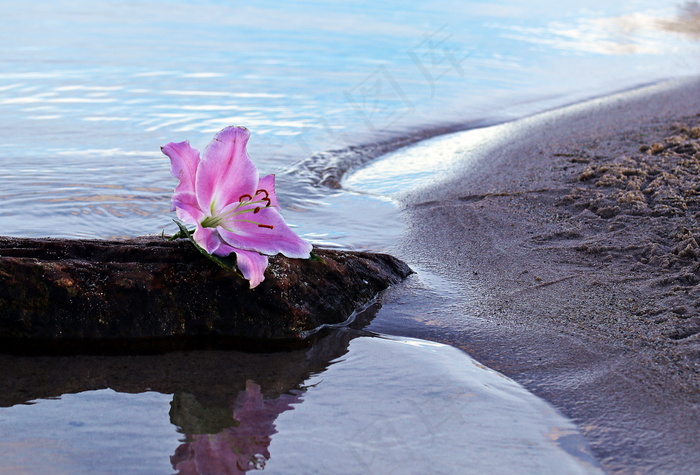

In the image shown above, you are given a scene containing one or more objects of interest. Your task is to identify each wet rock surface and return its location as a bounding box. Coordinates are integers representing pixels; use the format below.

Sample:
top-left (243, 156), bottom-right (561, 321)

top-left (0, 236), bottom-right (411, 353)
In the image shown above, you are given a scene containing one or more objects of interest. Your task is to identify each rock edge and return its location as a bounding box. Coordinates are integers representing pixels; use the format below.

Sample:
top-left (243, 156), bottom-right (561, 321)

top-left (0, 236), bottom-right (412, 352)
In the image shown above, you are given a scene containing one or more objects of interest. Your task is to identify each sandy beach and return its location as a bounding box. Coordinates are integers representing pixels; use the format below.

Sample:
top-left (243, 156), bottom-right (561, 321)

top-left (398, 78), bottom-right (700, 473)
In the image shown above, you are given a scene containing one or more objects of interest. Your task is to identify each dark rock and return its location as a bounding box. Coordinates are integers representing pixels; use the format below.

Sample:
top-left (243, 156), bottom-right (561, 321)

top-left (0, 236), bottom-right (412, 353)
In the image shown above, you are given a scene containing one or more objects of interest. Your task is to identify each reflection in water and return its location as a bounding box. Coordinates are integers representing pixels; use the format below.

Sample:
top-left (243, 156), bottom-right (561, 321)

top-left (0, 305), bottom-right (369, 474)
top-left (2, 1), bottom-right (697, 472)
top-left (0, 299), bottom-right (603, 474)
top-left (171, 381), bottom-right (303, 474)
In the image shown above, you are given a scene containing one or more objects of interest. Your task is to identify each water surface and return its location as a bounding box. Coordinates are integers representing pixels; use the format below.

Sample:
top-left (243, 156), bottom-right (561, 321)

top-left (0, 332), bottom-right (603, 474)
top-left (1, 0), bottom-right (699, 472)
top-left (1, 0), bottom-right (699, 244)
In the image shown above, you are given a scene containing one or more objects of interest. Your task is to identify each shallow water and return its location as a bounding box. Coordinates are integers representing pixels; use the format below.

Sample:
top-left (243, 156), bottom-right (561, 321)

top-left (2, 0), bottom-right (699, 244)
top-left (2, 0), bottom-right (700, 472)
top-left (0, 332), bottom-right (603, 474)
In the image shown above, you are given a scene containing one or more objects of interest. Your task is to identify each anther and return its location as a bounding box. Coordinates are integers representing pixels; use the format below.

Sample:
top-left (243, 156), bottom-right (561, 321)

top-left (258, 224), bottom-right (274, 229)
top-left (254, 207), bottom-right (261, 214)
top-left (239, 194), bottom-right (253, 202)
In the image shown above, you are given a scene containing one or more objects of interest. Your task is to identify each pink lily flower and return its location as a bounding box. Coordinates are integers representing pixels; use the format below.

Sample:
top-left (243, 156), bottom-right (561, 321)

top-left (162, 126), bottom-right (312, 288)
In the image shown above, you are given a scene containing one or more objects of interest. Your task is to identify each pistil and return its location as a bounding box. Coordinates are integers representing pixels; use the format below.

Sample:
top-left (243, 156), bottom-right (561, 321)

top-left (201, 215), bottom-right (222, 228)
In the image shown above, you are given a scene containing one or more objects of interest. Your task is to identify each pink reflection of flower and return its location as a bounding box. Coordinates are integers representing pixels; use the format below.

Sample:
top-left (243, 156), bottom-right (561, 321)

top-left (171, 380), bottom-right (302, 475)
top-left (162, 126), bottom-right (312, 288)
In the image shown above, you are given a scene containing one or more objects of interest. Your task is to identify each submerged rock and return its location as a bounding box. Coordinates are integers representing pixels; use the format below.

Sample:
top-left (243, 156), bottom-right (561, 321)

top-left (0, 236), bottom-right (411, 353)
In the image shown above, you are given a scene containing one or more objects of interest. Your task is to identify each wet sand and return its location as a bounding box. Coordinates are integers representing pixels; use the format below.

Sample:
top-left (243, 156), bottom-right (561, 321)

top-left (399, 78), bottom-right (700, 473)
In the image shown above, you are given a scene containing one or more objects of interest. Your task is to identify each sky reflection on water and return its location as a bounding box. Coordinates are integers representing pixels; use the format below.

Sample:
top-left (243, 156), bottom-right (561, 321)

top-left (1, 1), bottom-right (699, 243)
top-left (0, 333), bottom-right (603, 474)
top-left (0, 1), bottom-right (699, 473)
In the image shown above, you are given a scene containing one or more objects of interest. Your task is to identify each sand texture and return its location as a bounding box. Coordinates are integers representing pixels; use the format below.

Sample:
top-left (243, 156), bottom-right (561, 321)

top-left (400, 78), bottom-right (700, 473)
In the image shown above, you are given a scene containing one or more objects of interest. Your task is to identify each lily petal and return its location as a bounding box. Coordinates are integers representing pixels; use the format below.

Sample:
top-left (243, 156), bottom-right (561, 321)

top-left (193, 226), bottom-right (223, 255)
top-left (218, 244), bottom-right (269, 288)
top-left (162, 140), bottom-right (200, 196)
top-left (164, 127), bottom-right (312, 289)
top-left (172, 191), bottom-right (205, 223)
top-left (196, 126), bottom-right (258, 213)
top-left (218, 206), bottom-right (312, 258)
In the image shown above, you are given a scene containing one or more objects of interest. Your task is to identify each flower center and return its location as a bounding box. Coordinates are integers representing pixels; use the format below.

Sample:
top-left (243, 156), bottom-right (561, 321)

top-left (201, 189), bottom-right (274, 229)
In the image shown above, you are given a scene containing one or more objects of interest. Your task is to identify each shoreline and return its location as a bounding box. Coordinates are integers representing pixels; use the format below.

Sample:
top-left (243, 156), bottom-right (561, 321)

top-left (396, 77), bottom-right (700, 473)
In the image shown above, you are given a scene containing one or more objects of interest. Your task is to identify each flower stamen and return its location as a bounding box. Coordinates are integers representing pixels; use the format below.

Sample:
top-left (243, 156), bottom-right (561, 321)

top-left (163, 126), bottom-right (312, 289)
